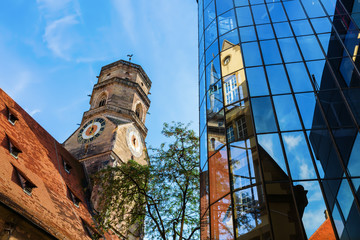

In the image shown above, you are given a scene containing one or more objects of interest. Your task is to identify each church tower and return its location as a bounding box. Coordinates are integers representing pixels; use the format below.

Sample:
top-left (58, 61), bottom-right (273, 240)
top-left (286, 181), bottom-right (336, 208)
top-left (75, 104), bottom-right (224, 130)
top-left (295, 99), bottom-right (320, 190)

top-left (63, 60), bottom-right (151, 237)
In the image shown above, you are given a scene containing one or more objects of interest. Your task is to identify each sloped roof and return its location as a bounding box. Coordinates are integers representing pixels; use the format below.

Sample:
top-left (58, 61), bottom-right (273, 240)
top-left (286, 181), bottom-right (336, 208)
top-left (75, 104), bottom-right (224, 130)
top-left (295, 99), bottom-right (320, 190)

top-left (309, 218), bottom-right (336, 240)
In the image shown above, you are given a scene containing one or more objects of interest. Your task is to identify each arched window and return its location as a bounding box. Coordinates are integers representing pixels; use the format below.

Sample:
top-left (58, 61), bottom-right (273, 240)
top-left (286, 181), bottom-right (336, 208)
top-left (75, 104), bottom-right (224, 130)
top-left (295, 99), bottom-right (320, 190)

top-left (98, 98), bottom-right (106, 107)
top-left (135, 104), bottom-right (142, 120)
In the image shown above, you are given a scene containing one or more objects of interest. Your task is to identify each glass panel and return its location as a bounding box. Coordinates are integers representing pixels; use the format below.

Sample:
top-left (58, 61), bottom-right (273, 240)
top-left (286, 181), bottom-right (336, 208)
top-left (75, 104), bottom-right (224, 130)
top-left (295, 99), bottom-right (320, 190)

top-left (251, 4), bottom-right (270, 24)
top-left (251, 97), bottom-right (277, 133)
top-left (200, 209), bottom-right (210, 240)
top-left (301, 0), bottom-right (326, 18)
top-left (317, 90), bottom-right (354, 128)
top-left (200, 73), bottom-right (206, 103)
top-left (206, 56), bottom-right (221, 91)
top-left (225, 100), bottom-right (253, 141)
top-left (235, 0), bottom-right (249, 7)
top-left (256, 24), bottom-right (274, 40)
top-left (207, 80), bottom-right (223, 115)
top-left (208, 110), bottom-right (226, 153)
top-left (310, 17), bottom-right (332, 34)
top-left (257, 133), bottom-right (288, 181)
top-left (273, 95), bottom-right (302, 131)
top-left (205, 20), bottom-right (218, 49)
top-left (260, 40), bottom-right (282, 65)
top-left (337, 179), bottom-right (354, 220)
top-left (210, 195), bottom-right (235, 239)
top-left (201, 127), bottom-right (208, 170)
top-left (246, 67), bottom-right (268, 97)
top-left (308, 129), bottom-right (344, 179)
top-left (282, 131), bottom-right (317, 180)
top-left (322, 0), bottom-right (345, 16)
top-left (266, 64), bottom-right (291, 94)
top-left (204, 0), bottom-right (216, 29)
top-left (219, 29), bottom-right (239, 50)
top-left (236, 6), bottom-right (253, 27)
top-left (295, 181), bottom-right (336, 238)
top-left (332, 128), bottom-right (358, 165)
top-left (278, 38), bottom-right (302, 62)
top-left (216, 0), bottom-right (234, 15)
top-left (286, 62), bottom-right (313, 92)
top-left (266, 182), bottom-right (304, 239)
top-left (283, 0), bottom-right (306, 20)
top-left (344, 88), bottom-right (360, 126)
top-left (201, 171), bottom-right (209, 216)
top-left (318, 33), bottom-right (346, 60)
top-left (267, 2), bottom-right (287, 23)
top-left (306, 60), bottom-right (337, 91)
top-left (205, 40), bottom-right (219, 66)
top-left (332, 203), bottom-right (345, 237)
top-left (239, 26), bottom-right (256, 42)
top-left (273, 22), bottom-right (293, 38)
top-left (242, 42), bottom-right (262, 67)
top-left (295, 92), bottom-right (326, 129)
top-left (291, 20), bottom-right (313, 36)
top-left (230, 139), bottom-right (258, 191)
top-left (209, 147), bottom-right (230, 204)
top-left (297, 35), bottom-right (324, 61)
top-left (233, 186), bottom-right (271, 239)
top-left (218, 10), bottom-right (237, 36)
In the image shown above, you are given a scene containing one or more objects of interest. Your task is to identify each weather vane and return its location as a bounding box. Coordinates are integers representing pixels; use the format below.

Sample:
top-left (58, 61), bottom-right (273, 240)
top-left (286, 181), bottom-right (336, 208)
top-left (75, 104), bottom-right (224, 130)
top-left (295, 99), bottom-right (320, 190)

top-left (127, 54), bottom-right (133, 62)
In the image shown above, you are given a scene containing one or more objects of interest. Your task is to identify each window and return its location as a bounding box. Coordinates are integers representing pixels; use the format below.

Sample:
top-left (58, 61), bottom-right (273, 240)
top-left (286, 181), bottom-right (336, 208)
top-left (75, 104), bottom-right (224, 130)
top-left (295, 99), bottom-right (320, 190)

top-left (68, 187), bottom-right (81, 207)
top-left (135, 103), bottom-right (143, 120)
top-left (236, 116), bottom-right (248, 140)
top-left (227, 126), bottom-right (235, 142)
top-left (7, 136), bottom-right (22, 159)
top-left (63, 159), bottom-right (72, 174)
top-left (223, 55), bottom-right (231, 65)
top-left (13, 166), bottom-right (36, 196)
top-left (98, 98), bottom-right (106, 107)
top-left (81, 219), bottom-right (97, 239)
top-left (7, 107), bottom-right (18, 125)
top-left (223, 75), bottom-right (239, 105)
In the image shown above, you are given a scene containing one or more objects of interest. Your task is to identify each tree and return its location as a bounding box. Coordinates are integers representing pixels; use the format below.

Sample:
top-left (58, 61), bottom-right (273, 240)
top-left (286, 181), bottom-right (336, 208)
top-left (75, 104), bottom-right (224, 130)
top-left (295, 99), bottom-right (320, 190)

top-left (92, 122), bottom-right (200, 240)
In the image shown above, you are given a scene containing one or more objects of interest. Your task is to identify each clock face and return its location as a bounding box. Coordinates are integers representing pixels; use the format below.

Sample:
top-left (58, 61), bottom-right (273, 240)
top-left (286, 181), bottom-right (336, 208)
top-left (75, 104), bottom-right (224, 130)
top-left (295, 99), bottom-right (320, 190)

top-left (78, 118), bottom-right (106, 143)
top-left (126, 126), bottom-right (143, 157)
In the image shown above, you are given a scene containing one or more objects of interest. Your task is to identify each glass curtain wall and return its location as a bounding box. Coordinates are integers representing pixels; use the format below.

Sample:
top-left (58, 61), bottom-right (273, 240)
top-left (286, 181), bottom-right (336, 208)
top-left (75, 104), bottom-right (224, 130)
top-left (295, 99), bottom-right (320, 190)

top-left (199, 0), bottom-right (360, 239)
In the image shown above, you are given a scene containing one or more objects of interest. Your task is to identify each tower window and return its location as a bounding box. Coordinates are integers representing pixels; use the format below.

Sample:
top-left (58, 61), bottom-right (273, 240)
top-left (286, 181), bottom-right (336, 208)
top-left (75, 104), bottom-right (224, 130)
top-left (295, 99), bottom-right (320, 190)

top-left (135, 103), bottom-right (143, 120)
top-left (68, 187), bottom-right (81, 207)
top-left (7, 107), bottom-right (18, 125)
top-left (13, 166), bottom-right (36, 196)
top-left (7, 136), bottom-right (22, 159)
top-left (98, 99), bottom-right (106, 107)
top-left (63, 158), bottom-right (72, 174)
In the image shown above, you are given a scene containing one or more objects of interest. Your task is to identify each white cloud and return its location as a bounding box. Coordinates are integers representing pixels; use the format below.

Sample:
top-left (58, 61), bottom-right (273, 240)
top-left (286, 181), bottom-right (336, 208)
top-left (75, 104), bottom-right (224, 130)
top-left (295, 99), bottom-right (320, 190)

top-left (299, 162), bottom-right (312, 179)
top-left (29, 109), bottom-right (41, 117)
top-left (283, 134), bottom-right (302, 150)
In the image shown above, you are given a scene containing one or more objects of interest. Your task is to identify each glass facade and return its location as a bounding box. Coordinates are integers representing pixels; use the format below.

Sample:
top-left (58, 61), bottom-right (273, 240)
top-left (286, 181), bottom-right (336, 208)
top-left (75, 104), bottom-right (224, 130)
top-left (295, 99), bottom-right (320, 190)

top-left (198, 0), bottom-right (360, 239)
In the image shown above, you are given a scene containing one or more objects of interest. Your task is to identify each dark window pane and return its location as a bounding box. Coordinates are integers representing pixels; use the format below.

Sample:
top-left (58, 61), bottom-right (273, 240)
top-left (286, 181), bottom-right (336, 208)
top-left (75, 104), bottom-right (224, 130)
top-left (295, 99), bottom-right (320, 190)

top-left (278, 38), bottom-right (302, 62)
top-left (242, 42), bottom-right (262, 66)
top-left (297, 35), bottom-right (324, 60)
top-left (306, 60), bottom-right (337, 91)
top-left (295, 92), bottom-right (326, 129)
top-left (273, 95), bottom-right (302, 131)
top-left (236, 7), bottom-right (253, 27)
top-left (246, 67), bottom-right (268, 96)
top-left (344, 88), bottom-right (360, 126)
top-left (260, 40), bottom-right (282, 64)
top-left (251, 4), bottom-right (270, 24)
top-left (200, 128), bottom-right (208, 171)
top-left (337, 179), bottom-right (354, 220)
top-left (266, 64), bottom-right (291, 94)
top-left (239, 26), bottom-right (256, 42)
top-left (251, 97), bottom-right (277, 133)
top-left (258, 133), bottom-right (288, 180)
top-left (283, 0), bottom-right (306, 20)
top-left (282, 131), bottom-right (317, 180)
top-left (273, 22), bottom-right (293, 38)
top-left (332, 204), bottom-right (345, 237)
top-left (256, 24), bottom-right (274, 40)
top-left (267, 2), bottom-right (287, 22)
top-left (286, 62), bottom-right (313, 92)
top-left (291, 20), bottom-right (313, 36)
top-left (218, 10), bottom-right (237, 36)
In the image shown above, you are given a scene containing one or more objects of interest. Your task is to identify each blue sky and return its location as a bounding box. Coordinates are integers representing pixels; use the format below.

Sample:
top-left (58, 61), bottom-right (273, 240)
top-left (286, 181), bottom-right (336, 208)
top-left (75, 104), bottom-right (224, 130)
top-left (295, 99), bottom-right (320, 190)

top-left (0, 0), bottom-right (199, 147)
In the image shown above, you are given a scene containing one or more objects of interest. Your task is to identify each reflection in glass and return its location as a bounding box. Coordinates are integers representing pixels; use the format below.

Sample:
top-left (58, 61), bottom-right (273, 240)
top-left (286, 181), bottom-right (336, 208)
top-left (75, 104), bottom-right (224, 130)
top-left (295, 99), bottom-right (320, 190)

top-left (218, 10), bottom-right (236, 36)
top-left (242, 42), bottom-right (262, 67)
top-left (301, 0), bottom-right (326, 18)
top-left (256, 24), bottom-right (274, 41)
top-left (266, 182), bottom-right (304, 239)
top-left (297, 35), bottom-right (324, 61)
top-left (205, 20), bottom-right (218, 49)
top-left (337, 179), bottom-right (354, 221)
top-left (207, 110), bottom-right (226, 152)
top-left (283, 0), bottom-right (306, 20)
top-left (260, 40), bottom-right (282, 65)
top-left (204, 0), bottom-right (216, 28)
top-left (251, 4), bottom-right (270, 24)
top-left (291, 20), bottom-right (313, 36)
top-left (201, 127), bottom-right (208, 170)
top-left (286, 62), bottom-right (313, 92)
top-left (273, 94), bottom-right (302, 131)
top-left (201, 170), bottom-right (209, 216)
top-left (278, 38), bottom-right (302, 62)
top-left (216, 0), bottom-right (233, 16)
top-left (267, 2), bottom-right (287, 23)
top-left (246, 67), bottom-right (268, 97)
top-left (258, 133), bottom-right (288, 180)
top-left (282, 131), bottom-right (316, 180)
top-left (239, 26), bottom-right (257, 42)
top-left (344, 88), bottom-right (360, 126)
top-left (266, 64), bottom-right (291, 94)
top-left (311, 17), bottom-right (332, 34)
top-left (233, 186), bottom-right (271, 239)
top-left (200, 209), bottom-right (210, 240)
top-left (347, 133), bottom-right (360, 181)
top-left (210, 195), bottom-right (234, 239)
top-left (205, 40), bottom-right (219, 66)
top-left (295, 92), bottom-right (325, 129)
top-left (209, 147), bottom-right (230, 204)
top-left (273, 22), bottom-right (293, 38)
top-left (251, 97), bottom-right (277, 133)
top-left (219, 30), bottom-right (239, 50)
top-left (236, 6), bottom-right (253, 27)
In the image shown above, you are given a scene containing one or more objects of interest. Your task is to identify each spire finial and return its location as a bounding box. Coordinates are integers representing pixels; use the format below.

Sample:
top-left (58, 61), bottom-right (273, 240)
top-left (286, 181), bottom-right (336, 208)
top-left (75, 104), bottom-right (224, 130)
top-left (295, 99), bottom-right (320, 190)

top-left (127, 54), bottom-right (133, 62)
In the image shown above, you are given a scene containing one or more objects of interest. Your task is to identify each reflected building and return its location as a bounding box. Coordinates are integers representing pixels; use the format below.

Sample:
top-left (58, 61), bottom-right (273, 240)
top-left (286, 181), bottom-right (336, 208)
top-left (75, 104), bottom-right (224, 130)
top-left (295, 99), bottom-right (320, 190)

top-left (198, 0), bottom-right (360, 239)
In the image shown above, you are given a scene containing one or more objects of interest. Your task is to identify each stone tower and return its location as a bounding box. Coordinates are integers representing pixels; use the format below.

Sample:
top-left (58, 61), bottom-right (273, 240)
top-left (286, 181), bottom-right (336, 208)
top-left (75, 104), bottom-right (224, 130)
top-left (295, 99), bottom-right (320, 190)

top-left (63, 60), bottom-right (151, 238)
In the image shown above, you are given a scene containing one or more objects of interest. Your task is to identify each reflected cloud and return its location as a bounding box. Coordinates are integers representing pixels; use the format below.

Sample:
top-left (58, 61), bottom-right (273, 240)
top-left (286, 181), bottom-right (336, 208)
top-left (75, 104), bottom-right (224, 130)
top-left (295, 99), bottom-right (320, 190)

top-left (283, 134), bottom-right (301, 150)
